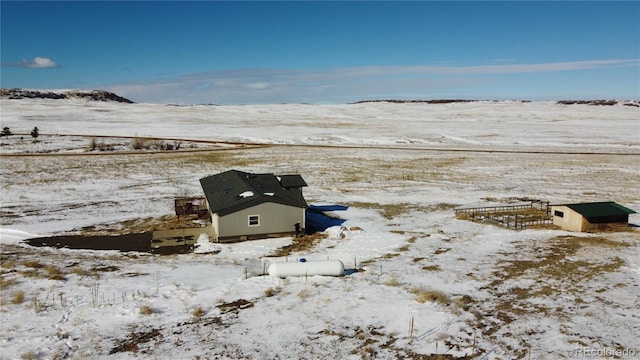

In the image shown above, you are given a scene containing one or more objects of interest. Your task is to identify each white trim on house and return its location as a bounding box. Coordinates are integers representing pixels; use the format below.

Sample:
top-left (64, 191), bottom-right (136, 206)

top-left (248, 214), bottom-right (260, 227)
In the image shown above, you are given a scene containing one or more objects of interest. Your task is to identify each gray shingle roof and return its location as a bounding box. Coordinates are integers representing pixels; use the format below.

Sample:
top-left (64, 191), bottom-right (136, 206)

top-left (199, 170), bottom-right (308, 216)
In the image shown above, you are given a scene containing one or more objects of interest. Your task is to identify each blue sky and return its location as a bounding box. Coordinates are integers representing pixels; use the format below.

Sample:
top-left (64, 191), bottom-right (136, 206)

top-left (1, 1), bottom-right (639, 104)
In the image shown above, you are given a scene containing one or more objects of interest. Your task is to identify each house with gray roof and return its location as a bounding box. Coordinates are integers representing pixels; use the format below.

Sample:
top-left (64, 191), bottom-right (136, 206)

top-left (199, 170), bottom-right (308, 242)
top-left (551, 201), bottom-right (636, 232)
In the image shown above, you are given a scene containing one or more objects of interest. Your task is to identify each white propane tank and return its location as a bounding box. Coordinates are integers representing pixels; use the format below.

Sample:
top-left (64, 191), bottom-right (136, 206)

top-left (267, 260), bottom-right (345, 278)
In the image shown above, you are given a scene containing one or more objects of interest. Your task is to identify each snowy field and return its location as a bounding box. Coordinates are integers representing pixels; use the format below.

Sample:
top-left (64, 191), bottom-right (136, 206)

top-left (1, 98), bottom-right (639, 359)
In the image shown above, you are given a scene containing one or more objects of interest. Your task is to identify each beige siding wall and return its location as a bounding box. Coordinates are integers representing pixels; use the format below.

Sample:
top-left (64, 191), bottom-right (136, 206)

top-left (552, 206), bottom-right (586, 232)
top-left (217, 203), bottom-right (305, 239)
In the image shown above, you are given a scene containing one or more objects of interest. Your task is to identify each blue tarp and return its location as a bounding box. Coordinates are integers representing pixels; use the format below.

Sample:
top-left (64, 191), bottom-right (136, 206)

top-left (305, 205), bottom-right (349, 233)
top-left (308, 205), bottom-right (349, 212)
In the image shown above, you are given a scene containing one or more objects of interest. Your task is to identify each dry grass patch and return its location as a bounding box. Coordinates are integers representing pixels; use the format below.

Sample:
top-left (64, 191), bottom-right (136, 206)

top-left (423, 203), bottom-right (460, 212)
top-left (343, 201), bottom-right (415, 220)
top-left (0, 257), bottom-right (17, 269)
top-left (216, 299), bottom-right (254, 314)
top-left (469, 233), bottom-right (634, 353)
top-left (395, 245), bottom-right (410, 252)
top-left (297, 288), bottom-right (312, 300)
top-left (22, 260), bottom-right (43, 269)
top-left (70, 267), bottom-right (99, 278)
top-left (569, 235), bottom-right (633, 248)
top-left (27, 296), bottom-right (47, 313)
top-left (20, 349), bottom-right (38, 360)
top-left (44, 265), bottom-right (66, 281)
top-left (490, 236), bottom-right (628, 288)
top-left (139, 305), bottom-right (155, 316)
top-left (184, 150), bottom-right (254, 168)
top-left (1, 275), bottom-right (19, 289)
top-left (271, 232), bottom-right (327, 257)
top-left (422, 265), bottom-right (441, 272)
top-left (383, 276), bottom-right (402, 287)
top-left (10, 290), bottom-right (25, 304)
top-left (192, 306), bottom-right (206, 318)
top-left (411, 287), bottom-right (449, 305)
top-left (75, 215), bottom-right (199, 236)
top-left (19, 269), bottom-right (39, 278)
top-left (264, 287), bottom-right (281, 297)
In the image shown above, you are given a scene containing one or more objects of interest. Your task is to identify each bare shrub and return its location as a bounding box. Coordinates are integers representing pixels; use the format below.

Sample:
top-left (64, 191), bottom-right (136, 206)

top-left (89, 137), bottom-right (98, 151)
top-left (131, 137), bottom-right (149, 150)
top-left (150, 139), bottom-right (164, 150)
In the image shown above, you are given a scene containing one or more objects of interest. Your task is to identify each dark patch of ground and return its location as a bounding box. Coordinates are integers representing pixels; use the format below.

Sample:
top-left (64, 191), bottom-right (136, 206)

top-left (24, 232), bottom-right (198, 254)
top-left (25, 232), bottom-right (152, 252)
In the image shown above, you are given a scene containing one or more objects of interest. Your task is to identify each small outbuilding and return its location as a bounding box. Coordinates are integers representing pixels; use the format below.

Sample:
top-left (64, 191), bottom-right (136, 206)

top-left (551, 201), bottom-right (636, 232)
top-left (200, 170), bottom-right (308, 242)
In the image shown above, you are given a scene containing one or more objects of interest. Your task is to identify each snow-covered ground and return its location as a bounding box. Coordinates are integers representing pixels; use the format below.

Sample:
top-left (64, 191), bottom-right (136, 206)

top-left (1, 99), bottom-right (639, 359)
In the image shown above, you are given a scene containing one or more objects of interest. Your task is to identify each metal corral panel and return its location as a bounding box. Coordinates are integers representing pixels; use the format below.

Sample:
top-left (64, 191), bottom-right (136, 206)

top-left (218, 202), bottom-right (305, 239)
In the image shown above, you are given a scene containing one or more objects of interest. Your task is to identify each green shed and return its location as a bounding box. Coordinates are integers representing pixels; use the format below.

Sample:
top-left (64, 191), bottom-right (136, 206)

top-left (551, 202), bottom-right (636, 232)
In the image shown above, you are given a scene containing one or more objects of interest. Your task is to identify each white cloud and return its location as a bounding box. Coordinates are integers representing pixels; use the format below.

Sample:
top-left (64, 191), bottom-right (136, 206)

top-left (246, 82), bottom-right (270, 90)
top-left (19, 57), bottom-right (60, 69)
top-left (106, 59), bottom-right (639, 104)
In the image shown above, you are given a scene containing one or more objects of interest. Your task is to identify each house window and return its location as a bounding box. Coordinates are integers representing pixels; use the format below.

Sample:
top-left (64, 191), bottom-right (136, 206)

top-left (248, 215), bottom-right (260, 227)
top-left (554, 210), bottom-right (564, 218)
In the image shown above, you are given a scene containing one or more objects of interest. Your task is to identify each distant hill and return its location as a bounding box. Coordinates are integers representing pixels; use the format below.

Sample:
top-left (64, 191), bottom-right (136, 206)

top-left (352, 99), bottom-right (639, 107)
top-left (0, 89), bottom-right (134, 103)
top-left (556, 99), bottom-right (638, 107)
top-left (351, 99), bottom-right (480, 104)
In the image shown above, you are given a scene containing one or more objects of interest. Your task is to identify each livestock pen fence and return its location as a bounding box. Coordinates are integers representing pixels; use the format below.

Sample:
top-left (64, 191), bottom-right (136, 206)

top-left (455, 200), bottom-right (553, 230)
